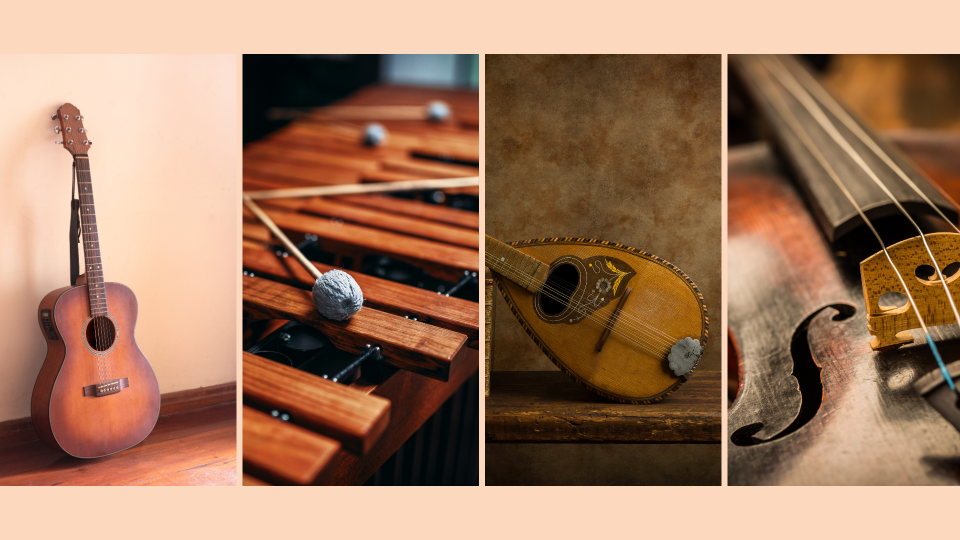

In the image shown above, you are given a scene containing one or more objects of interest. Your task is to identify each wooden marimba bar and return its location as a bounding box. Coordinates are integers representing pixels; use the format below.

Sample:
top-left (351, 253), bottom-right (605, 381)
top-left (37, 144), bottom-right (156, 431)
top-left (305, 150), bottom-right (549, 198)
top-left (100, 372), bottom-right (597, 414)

top-left (242, 86), bottom-right (480, 485)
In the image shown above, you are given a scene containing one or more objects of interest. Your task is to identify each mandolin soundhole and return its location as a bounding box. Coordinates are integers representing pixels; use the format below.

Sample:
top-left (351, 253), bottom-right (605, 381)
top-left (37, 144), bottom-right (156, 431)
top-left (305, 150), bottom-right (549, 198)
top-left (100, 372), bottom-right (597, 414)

top-left (539, 263), bottom-right (579, 315)
top-left (85, 316), bottom-right (117, 352)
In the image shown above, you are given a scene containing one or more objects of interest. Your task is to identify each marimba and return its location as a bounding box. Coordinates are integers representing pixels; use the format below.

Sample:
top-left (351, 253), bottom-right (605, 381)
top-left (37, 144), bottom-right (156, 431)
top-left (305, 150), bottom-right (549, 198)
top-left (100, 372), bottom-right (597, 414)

top-left (241, 85), bottom-right (480, 485)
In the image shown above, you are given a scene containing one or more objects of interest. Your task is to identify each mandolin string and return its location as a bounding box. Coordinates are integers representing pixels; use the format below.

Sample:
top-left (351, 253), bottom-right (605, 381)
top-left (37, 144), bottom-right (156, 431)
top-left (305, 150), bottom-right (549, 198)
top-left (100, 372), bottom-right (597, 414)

top-left (753, 55), bottom-right (958, 395)
top-left (784, 57), bottom-right (960, 237)
top-left (484, 255), bottom-right (677, 355)
top-left (483, 250), bottom-right (680, 345)
top-left (484, 251), bottom-right (682, 348)
top-left (484, 253), bottom-right (680, 354)
top-left (485, 253), bottom-right (680, 348)
top-left (482, 239), bottom-right (684, 345)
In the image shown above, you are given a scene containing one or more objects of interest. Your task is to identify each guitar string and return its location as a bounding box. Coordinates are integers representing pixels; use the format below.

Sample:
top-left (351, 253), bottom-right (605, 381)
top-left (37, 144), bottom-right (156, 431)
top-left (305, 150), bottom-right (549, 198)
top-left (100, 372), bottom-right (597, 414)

top-left (76, 161), bottom-right (104, 386)
top-left (79, 161), bottom-right (112, 386)
top-left (484, 256), bottom-right (674, 358)
top-left (484, 252), bottom-right (681, 354)
top-left (484, 252), bottom-right (680, 349)
top-left (483, 248), bottom-right (684, 348)
top-left (77, 160), bottom-right (105, 386)
top-left (755, 55), bottom-right (958, 395)
top-left (483, 243), bottom-right (684, 345)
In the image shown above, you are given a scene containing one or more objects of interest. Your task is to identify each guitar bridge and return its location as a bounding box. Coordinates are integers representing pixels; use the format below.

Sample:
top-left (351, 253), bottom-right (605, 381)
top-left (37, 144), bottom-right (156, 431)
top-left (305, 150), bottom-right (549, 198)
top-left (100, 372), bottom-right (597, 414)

top-left (83, 377), bottom-right (129, 397)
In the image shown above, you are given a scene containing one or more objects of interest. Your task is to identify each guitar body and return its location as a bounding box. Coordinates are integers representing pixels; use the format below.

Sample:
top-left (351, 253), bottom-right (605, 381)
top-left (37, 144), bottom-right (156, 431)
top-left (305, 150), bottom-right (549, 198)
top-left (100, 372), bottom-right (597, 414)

top-left (493, 237), bottom-right (708, 403)
top-left (31, 282), bottom-right (160, 458)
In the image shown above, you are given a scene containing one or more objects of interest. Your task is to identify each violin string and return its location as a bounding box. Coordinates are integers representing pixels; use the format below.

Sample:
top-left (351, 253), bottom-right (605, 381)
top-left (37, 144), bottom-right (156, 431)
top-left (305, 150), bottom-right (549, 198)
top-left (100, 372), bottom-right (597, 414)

top-left (483, 239), bottom-right (685, 345)
top-left (484, 253), bottom-right (681, 353)
top-left (784, 57), bottom-right (960, 236)
top-left (755, 55), bottom-right (958, 395)
top-left (485, 253), bottom-right (680, 347)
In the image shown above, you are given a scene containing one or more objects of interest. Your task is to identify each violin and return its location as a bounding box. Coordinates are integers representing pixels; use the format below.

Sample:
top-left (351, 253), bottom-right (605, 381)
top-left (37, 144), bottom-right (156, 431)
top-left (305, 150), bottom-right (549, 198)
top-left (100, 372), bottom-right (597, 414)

top-left (728, 55), bottom-right (960, 485)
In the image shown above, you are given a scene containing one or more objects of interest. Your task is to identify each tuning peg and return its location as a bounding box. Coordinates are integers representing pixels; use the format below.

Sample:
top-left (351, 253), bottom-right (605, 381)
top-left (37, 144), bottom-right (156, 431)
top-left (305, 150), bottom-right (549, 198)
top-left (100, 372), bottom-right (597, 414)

top-left (83, 140), bottom-right (90, 145)
top-left (51, 114), bottom-right (58, 121)
top-left (55, 141), bottom-right (63, 145)
top-left (54, 126), bottom-right (60, 134)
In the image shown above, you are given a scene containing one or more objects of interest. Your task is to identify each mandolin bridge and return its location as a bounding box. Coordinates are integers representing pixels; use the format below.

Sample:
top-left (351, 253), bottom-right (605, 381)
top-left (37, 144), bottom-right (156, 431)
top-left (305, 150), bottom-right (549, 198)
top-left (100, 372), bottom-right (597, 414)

top-left (83, 378), bottom-right (129, 397)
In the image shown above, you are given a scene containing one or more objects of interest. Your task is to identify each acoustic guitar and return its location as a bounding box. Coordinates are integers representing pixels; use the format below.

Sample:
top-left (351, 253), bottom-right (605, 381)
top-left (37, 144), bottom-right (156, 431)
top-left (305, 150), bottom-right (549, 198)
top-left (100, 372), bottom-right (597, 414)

top-left (31, 103), bottom-right (160, 458)
top-left (728, 55), bottom-right (960, 485)
top-left (486, 235), bottom-right (708, 403)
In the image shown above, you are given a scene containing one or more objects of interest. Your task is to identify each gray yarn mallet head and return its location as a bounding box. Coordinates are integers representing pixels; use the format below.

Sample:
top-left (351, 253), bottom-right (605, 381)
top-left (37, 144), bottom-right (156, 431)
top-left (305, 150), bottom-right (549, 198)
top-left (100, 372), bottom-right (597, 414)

top-left (312, 269), bottom-right (364, 321)
top-left (426, 101), bottom-right (450, 121)
top-left (363, 123), bottom-right (387, 146)
top-left (667, 337), bottom-right (703, 379)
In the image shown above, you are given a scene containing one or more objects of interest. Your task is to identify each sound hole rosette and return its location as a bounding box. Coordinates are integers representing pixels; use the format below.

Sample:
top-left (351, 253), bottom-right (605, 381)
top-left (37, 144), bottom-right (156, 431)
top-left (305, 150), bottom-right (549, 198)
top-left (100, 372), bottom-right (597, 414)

top-left (533, 256), bottom-right (587, 324)
top-left (82, 314), bottom-right (119, 355)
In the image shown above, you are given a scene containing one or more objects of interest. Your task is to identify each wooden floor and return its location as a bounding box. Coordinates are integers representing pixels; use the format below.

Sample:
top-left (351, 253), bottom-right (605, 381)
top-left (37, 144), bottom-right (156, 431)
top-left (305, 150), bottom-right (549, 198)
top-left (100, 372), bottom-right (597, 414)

top-left (0, 403), bottom-right (236, 486)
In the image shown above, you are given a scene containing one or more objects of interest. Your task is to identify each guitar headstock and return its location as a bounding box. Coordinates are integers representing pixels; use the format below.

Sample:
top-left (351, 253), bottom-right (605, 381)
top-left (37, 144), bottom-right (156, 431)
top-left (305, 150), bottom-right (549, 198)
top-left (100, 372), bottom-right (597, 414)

top-left (53, 103), bottom-right (92, 155)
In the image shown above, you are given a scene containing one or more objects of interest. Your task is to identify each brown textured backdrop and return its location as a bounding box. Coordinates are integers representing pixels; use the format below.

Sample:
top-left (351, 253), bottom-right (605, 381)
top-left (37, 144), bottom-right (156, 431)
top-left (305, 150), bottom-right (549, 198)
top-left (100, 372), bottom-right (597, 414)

top-left (486, 54), bottom-right (722, 373)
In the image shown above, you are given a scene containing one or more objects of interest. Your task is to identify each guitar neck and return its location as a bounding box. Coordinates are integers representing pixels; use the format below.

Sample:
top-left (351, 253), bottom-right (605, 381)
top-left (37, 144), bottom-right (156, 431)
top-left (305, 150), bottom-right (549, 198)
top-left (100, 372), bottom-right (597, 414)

top-left (75, 156), bottom-right (108, 316)
top-left (484, 235), bottom-right (548, 293)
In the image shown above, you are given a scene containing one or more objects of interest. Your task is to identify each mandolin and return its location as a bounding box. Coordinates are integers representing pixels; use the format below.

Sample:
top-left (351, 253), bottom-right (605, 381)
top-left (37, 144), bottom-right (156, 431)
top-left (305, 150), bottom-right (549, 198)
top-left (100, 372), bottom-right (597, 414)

top-left (729, 55), bottom-right (960, 485)
top-left (486, 235), bottom-right (708, 403)
top-left (31, 103), bottom-right (160, 458)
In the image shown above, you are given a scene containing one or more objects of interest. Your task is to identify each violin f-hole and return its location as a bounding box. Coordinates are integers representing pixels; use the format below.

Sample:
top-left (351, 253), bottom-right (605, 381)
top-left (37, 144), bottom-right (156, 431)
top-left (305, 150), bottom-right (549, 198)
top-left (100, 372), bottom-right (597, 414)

top-left (731, 303), bottom-right (855, 446)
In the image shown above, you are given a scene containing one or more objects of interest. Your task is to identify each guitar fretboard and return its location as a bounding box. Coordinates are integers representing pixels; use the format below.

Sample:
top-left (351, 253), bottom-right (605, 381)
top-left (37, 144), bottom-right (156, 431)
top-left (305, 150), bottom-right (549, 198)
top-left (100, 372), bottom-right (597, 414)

top-left (484, 235), bottom-right (547, 293)
top-left (76, 156), bottom-right (108, 317)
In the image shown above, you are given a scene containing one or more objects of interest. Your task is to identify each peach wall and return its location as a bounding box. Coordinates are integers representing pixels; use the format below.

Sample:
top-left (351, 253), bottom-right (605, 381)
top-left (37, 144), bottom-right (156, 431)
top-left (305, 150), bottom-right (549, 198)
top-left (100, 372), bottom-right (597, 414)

top-left (0, 55), bottom-right (238, 422)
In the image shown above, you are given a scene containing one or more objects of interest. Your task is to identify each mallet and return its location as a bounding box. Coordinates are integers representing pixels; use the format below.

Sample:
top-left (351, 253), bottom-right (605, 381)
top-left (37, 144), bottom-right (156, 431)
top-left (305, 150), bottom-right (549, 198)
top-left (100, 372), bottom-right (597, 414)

top-left (266, 100), bottom-right (451, 122)
top-left (243, 195), bottom-right (363, 321)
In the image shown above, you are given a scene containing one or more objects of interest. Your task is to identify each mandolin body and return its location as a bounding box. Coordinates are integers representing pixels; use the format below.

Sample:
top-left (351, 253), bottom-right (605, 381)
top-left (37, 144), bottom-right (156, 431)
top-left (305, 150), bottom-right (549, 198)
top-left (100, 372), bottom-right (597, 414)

top-left (493, 237), bottom-right (708, 403)
top-left (31, 282), bottom-right (160, 459)
top-left (728, 140), bottom-right (960, 485)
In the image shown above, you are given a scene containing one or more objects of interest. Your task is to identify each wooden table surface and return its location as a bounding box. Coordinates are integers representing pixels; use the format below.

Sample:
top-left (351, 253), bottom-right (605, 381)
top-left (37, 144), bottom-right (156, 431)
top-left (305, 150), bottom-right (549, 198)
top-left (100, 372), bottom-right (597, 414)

top-left (486, 370), bottom-right (721, 443)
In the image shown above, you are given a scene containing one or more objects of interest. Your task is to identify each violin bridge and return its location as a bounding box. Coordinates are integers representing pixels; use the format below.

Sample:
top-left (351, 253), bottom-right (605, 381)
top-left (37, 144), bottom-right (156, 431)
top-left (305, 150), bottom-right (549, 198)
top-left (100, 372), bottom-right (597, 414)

top-left (861, 232), bottom-right (960, 349)
top-left (82, 377), bottom-right (129, 397)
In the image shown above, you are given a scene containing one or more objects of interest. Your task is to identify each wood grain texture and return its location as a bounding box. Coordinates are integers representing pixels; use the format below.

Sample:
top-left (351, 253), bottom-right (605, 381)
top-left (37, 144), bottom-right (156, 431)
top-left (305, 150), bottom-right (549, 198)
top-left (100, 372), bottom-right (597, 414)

top-left (243, 352), bottom-right (389, 454)
top-left (0, 402), bottom-right (236, 486)
top-left (332, 194), bottom-right (479, 230)
top-left (486, 371), bottom-right (720, 443)
top-left (728, 140), bottom-right (960, 485)
top-left (861, 232), bottom-right (960, 348)
top-left (242, 244), bottom-right (479, 348)
top-left (242, 208), bottom-right (478, 282)
top-left (243, 275), bottom-right (467, 382)
top-left (242, 406), bottom-right (341, 486)
top-left (32, 283), bottom-right (160, 458)
top-left (493, 238), bottom-right (708, 403)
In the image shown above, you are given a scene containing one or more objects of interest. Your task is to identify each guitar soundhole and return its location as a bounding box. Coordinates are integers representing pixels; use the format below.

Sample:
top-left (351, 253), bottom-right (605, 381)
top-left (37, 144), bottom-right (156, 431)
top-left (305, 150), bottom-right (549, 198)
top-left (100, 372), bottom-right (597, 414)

top-left (540, 263), bottom-right (579, 315)
top-left (85, 316), bottom-right (116, 352)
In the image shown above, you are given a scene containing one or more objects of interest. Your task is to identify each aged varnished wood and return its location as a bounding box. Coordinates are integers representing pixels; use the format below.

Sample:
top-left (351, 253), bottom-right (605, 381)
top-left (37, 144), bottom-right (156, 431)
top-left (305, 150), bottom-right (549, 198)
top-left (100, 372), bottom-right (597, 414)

top-left (243, 275), bottom-right (467, 382)
top-left (728, 141), bottom-right (960, 485)
top-left (243, 352), bottom-right (390, 454)
top-left (486, 370), bottom-right (720, 443)
top-left (242, 406), bottom-right (341, 486)
top-left (731, 55), bottom-right (958, 244)
top-left (489, 237), bottom-right (708, 404)
top-left (32, 283), bottom-right (160, 458)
